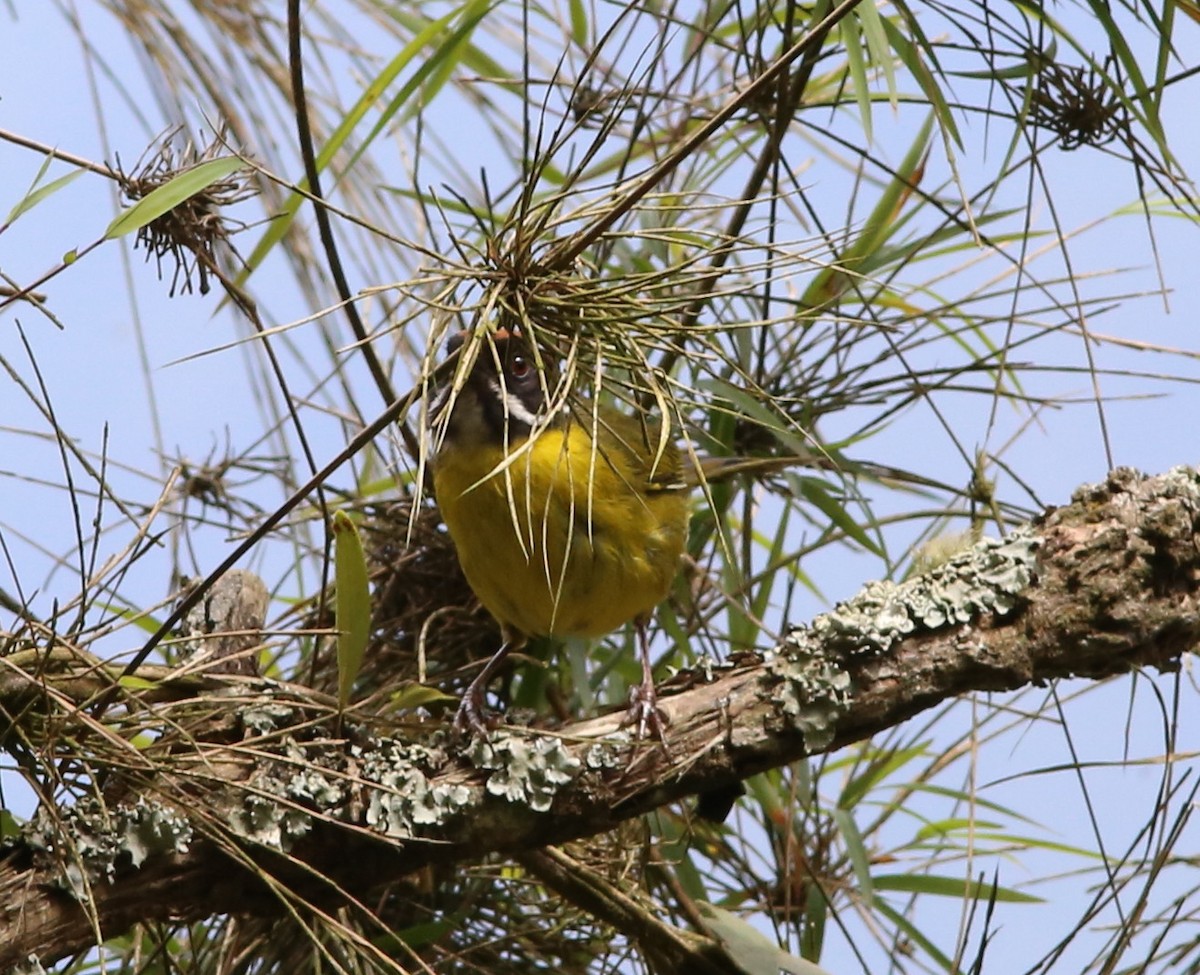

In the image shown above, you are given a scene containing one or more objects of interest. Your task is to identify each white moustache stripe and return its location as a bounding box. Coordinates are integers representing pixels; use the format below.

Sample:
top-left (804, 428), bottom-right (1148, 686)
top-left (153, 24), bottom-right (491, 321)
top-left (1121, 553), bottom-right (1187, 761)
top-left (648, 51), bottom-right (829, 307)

top-left (488, 379), bottom-right (542, 427)
top-left (428, 386), bottom-right (449, 420)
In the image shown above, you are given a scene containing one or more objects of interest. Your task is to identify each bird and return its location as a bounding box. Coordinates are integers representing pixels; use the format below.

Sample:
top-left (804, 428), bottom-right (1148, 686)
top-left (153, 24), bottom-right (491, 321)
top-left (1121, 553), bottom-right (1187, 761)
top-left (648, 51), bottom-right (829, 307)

top-left (430, 327), bottom-right (690, 739)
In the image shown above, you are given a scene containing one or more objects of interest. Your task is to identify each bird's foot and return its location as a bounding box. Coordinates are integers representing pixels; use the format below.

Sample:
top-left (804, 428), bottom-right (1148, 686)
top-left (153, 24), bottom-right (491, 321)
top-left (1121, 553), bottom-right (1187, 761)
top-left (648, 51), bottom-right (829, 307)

top-left (623, 679), bottom-right (670, 748)
top-left (451, 686), bottom-right (495, 740)
top-left (450, 637), bottom-right (522, 741)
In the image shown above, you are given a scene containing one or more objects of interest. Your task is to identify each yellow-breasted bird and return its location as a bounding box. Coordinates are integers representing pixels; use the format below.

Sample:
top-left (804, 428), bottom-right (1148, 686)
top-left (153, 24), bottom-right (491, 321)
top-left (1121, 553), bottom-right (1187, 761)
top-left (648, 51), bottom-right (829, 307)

top-left (431, 328), bottom-right (689, 738)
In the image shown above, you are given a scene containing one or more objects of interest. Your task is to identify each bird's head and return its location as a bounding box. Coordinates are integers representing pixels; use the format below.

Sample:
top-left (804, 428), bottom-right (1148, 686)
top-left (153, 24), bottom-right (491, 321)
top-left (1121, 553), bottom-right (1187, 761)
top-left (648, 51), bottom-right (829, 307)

top-left (430, 327), bottom-right (559, 448)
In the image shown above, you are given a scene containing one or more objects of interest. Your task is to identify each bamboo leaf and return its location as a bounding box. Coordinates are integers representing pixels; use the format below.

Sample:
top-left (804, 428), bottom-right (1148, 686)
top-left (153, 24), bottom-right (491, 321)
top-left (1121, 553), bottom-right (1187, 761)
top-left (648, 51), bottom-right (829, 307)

top-left (104, 157), bottom-right (242, 239)
top-left (833, 808), bottom-right (876, 907)
top-left (802, 112), bottom-right (934, 306)
top-left (795, 476), bottom-right (885, 557)
top-left (5, 159), bottom-right (83, 227)
top-left (873, 899), bottom-right (957, 970)
top-left (397, 0), bottom-right (494, 126)
top-left (873, 872), bottom-right (1043, 903)
top-left (389, 683), bottom-right (458, 710)
top-left (333, 510), bottom-right (371, 710)
top-left (801, 880), bottom-right (827, 961)
top-left (839, 20), bottom-right (873, 143)
top-left (697, 903), bottom-right (835, 975)
top-left (835, 743), bottom-right (930, 808)
top-left (569, 0), bottom-right (588, 47)
top-left (855, 0), bottom-right (897, 111)
top-left (879, 6), bottom-right (961, 147)
top-left (750, 503), bottom-right (794, 623)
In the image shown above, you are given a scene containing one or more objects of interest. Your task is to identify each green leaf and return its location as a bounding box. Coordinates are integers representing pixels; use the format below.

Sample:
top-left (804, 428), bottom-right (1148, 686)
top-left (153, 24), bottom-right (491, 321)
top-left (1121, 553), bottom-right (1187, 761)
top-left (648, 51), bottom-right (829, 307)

top-left (795, 476), bottom-right (884, 557)
top-left (879, 8), bottom-right (961, 147)
top-left (568, 0), bottom-right (588, 46)
top-left (914, 824), bottom-right (1103, 860)
top-left (801, 882), bottom-right (827, 961)
top-left (649, 810), bottom-right (710, 902)
top-left (389, 682), bottom-right (457, 710)
top-left (698, 377), bottom-right (810, 457)
top-left (697, 903), bottom-right (834, 975)
top-left (872, 872), bottom-right (1042, 903)
top-left (832, 808), bottom-right (875, 907)
top-left (801, 112), bottom-right (934, 307)
top-left (834, 743), bottom-right (929, 809)
top-left (395, 0), bottom-right (493, 126)
top-left (665, 845), bottom-right (710, 903)
top-left (104, 157), bottom-right (243, 240)
top-left (382, 916), bottom-right (458, 949)
top-left (333, 510), bottom-right (371, 710)
top-left (96, 603), bottom-right (164, 636)
top-left (5, 159), bottom-right (84, 227)
top-left (906, 782), bottom-right (1044, 827)
top-left (838, 20), bottom-right (873, 144)
top-left (750, 502), bottom-right (795, 623)
top-left (873, 899), bottom-right (957, 970)
top-left (0, 809), bottom-right (23, 842)
top-left (854, 0), bottom-right (897, 111)
top-left (118, 676), bottom-right (160, 691)
top-left (914, 817), bottom-right (1004, 841)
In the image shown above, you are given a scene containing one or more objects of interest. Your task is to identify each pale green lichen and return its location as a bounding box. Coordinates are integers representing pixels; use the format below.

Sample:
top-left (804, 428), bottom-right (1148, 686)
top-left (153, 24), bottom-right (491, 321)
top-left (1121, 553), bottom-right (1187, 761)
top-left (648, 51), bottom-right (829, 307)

top-left (1133, 466), bottom-right (1200, 537)
top-left (584, 738), bottom-right (626, 771)
top-left (229, 792), bottom-right (312, 849)
top-left (811, 528), bottom-right (1039, 657)
top-left (286, 765), bottom-right (343, 808)
top-left (223, 736), bottom-right (476, 844)
top-left (121, 799), bottom-right (194, 867)
top-left (765, 639), bottom-right (852, 751)
top-left (24, 797), bottom-right (193, 899)
top-left (769, 528), bottom-right (1039, 749)
top-left (1154, 465), bottom-right (1200, 497)
top-left (226, 739), bottom-right (341, 850)
top-left (241, 701), bottom-right (298, 733)
top-left (358, 739), bottom-right (473, 838)
top-left (467, 733), bottom-right (582, 812)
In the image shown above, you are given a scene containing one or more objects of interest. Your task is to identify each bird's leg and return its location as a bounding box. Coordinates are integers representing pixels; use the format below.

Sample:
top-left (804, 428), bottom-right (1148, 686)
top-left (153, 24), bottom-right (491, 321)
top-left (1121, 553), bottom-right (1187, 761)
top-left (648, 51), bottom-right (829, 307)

top-left (623, 617), bottom-right (670, 745)
top-left (453, 631), bottom-right (526, 738)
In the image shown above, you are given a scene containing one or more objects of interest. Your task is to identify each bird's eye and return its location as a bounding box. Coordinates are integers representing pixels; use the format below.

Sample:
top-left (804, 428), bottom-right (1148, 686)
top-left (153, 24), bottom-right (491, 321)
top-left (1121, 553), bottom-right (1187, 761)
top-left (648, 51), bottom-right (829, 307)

top-left (509, 353), bottom-right (532, 381)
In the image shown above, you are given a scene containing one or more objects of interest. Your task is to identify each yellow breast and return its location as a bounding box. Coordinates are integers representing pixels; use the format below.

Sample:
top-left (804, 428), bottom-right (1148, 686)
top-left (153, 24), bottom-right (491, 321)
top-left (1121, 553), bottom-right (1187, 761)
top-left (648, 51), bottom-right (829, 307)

top-left (433, 419), bottom-right (689, 640)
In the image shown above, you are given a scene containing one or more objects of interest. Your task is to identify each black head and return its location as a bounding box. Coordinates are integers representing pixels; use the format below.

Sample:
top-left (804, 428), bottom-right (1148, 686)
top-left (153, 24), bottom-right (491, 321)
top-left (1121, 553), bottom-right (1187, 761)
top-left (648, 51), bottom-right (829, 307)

top-left (433, 329), bottom-right (555, 446)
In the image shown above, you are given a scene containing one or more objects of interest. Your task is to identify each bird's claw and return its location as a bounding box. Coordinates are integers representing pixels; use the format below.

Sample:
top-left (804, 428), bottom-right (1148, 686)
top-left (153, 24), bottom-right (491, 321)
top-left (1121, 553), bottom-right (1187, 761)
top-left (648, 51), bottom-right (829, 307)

top-left (451, 688), bottom-right (495, 740)
top-left (624, 680), bottom-right (670, 747)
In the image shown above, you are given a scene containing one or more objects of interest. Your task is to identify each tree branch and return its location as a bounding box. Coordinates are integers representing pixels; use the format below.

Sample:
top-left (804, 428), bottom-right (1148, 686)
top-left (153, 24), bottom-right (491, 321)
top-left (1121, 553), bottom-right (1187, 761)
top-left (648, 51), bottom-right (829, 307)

top-left (2, 466), bottom-right (1196, 968)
